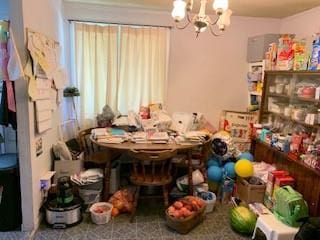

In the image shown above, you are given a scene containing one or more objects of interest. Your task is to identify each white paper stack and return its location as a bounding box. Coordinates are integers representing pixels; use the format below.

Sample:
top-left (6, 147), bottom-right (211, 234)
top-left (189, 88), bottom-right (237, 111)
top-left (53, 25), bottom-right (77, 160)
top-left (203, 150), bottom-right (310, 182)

top-left (148, 132), bottom-right (169, 144)
top-left (131, 131), bottom-right (149, 143)
top-left (175, 131), bottom-right (208, 145)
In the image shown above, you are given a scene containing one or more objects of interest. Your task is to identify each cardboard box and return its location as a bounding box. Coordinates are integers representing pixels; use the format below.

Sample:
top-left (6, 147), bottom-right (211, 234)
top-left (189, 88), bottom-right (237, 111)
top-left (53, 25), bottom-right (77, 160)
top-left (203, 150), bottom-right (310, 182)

top-left (219, 111), bottom-right (258, 142)
top-left (53, 152), bottom-right (84, 183)
top-left (237, 177), bottom-right (266, 204)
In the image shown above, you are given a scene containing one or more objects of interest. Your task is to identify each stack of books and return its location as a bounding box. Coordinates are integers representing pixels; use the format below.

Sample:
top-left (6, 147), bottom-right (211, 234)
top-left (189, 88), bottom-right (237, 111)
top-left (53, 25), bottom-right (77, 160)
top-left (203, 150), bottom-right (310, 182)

top-left (131, 132), bottom-right (148, 144)
top-left (91, 128), bottom-right (128, 144)
top-left (148, 132), bottom-right (170, 144)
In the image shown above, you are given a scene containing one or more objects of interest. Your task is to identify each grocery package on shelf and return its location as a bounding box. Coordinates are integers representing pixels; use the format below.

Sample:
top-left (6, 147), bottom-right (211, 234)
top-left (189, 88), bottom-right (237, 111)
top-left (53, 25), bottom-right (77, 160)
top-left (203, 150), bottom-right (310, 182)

top-left (265, 43), bottom-right (278, 70)
top-left (293, 38), bottom-right (310, 71)
top-left (309, 35), bottom-right (320, 71)
top-left (276, 35), bottom-right (295, 70)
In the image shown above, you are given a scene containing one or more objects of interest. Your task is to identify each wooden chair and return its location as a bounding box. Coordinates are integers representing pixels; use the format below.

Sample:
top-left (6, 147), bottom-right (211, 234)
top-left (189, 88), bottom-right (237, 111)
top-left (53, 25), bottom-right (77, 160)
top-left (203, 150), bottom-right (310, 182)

top-left (173, 138), bottom-right (212, 193)
top-left (78, 128), bottom-right (120, 199)
top-left (128, 149), bottom-right (177, 222)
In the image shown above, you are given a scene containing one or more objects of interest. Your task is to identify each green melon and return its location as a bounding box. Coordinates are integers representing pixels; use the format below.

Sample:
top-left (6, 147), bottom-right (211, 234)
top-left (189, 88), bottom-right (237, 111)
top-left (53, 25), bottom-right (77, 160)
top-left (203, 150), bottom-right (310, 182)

top-left (230, 206), bottom-right (257, 235)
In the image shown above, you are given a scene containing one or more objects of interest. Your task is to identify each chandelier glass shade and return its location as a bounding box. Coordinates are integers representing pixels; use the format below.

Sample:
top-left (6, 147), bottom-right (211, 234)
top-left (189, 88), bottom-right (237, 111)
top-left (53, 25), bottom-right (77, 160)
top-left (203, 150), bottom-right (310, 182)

top-left (171, 0), bottom-right (232, 37)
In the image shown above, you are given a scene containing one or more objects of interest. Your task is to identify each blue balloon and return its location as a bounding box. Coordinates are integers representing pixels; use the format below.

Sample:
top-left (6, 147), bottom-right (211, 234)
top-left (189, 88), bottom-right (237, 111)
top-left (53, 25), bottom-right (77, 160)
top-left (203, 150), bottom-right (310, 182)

top-left (207, 159), bottom-right (220, 167)
top-left (208, 166), bottom-right (223, 182)
top-left (238, 152), bottom-right (254, 162)
top-left (223, 162), bottom-right (236, 178)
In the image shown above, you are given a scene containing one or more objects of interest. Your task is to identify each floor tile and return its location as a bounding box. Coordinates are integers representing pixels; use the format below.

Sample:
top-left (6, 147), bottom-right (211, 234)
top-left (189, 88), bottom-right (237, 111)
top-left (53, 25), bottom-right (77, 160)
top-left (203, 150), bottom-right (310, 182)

top-left (136, 221), bottom-right (161, 239)
top-left (0, 231), bottom-right (31, 240)
top-left (85, 223), bottom-right (112, 240)
top-left (112, 222), bottom-right (137, 239)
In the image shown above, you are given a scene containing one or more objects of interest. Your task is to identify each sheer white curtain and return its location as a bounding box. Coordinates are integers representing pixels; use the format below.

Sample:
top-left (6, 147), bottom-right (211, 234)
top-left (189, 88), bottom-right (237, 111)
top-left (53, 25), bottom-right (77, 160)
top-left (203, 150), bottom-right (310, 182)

top-left (118, 26), bottom-right (169, 114)
top-left (72, 22), bottom-right (170, 127)
top-left (73, 22), bottom-right (118, 128)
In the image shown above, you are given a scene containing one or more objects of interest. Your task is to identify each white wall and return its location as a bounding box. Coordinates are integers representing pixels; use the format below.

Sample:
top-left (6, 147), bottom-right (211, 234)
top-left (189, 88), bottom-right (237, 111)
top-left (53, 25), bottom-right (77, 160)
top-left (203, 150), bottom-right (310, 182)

top-left (63, 2), bottom-right (281, 127)
top-left (167, 17), bottom-right (280, 126)
top-left (7, 0), bottom-right (66, 231)
top-left (21, 0), bottom-right (66, 230)
top-left (280, 6), bottom-right (320, 37)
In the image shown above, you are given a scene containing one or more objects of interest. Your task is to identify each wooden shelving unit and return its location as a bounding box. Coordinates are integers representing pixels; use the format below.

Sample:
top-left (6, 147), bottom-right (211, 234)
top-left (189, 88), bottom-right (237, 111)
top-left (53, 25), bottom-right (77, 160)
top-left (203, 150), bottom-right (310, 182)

top-left (253, 70), bottom-right (320, 216)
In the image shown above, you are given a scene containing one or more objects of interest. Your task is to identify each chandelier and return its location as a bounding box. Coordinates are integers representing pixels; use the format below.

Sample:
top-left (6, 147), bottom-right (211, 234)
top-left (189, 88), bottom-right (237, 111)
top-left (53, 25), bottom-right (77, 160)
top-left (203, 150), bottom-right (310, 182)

top-left (171, 0), bottom-right (232, 37)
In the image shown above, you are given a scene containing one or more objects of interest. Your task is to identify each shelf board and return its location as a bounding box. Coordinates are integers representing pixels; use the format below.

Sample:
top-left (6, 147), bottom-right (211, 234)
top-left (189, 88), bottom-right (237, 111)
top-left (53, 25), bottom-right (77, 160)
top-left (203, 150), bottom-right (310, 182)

top-left (265, 70), bottom-right (320, 76)
top-left (250, 91), bottom-right (262, 96)
top-left (267, 94), bottom-right (320, 103)
top-left (264, 111), bottom-right (320, 129)
top-left (256, 140), bottom-right (320, 177)
top-left (268, 93), bottom-right (290, 98)
top-left (294, 96), bottom-right (320, 103)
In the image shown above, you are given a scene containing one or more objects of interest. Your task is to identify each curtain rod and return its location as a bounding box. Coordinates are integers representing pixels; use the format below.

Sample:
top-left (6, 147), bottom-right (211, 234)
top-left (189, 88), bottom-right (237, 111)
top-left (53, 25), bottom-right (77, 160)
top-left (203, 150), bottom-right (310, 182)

top-left (68, 19), bottom-right (172, 29)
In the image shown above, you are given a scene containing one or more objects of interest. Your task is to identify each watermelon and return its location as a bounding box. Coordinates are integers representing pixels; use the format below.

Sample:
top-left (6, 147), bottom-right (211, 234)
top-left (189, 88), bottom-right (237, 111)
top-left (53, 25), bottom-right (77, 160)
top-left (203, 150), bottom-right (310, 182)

top-left (230, 206), bottom-right (257, 235)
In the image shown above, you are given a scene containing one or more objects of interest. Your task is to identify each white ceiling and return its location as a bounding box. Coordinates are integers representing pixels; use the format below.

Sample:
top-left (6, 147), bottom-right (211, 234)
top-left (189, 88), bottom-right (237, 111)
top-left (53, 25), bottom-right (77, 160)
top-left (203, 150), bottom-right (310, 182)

top-left (65, 0), bottom-right (320, 18)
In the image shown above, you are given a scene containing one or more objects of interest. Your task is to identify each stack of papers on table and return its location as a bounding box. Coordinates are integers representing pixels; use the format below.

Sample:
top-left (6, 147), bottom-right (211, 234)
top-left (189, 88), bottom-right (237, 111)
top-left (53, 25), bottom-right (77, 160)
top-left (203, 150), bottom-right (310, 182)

top-left (148, 132), bottom-right (169, 144)
top-left (131, 132), bottom-right (149, 143)
top-left (91, 128), bottom-right (129, 144)
top-left (175, 131), bottom-right (209, 145)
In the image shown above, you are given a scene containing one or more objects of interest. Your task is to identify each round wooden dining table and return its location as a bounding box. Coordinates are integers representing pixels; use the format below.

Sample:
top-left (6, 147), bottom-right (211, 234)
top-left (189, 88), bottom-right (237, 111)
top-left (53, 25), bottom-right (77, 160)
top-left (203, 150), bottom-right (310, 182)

top-left (90, 138), bottom-right (207, 199)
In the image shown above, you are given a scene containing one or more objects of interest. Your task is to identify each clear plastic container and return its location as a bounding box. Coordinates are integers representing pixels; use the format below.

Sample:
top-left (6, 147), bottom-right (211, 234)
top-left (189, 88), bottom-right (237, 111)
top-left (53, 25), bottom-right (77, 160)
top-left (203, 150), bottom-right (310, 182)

top-left (89, 202), bottom-right (113, 225)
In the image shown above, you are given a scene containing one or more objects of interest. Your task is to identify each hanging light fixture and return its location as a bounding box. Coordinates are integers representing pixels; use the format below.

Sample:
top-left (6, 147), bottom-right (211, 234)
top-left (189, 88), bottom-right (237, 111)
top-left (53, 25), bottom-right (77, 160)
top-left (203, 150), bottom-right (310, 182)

top-left (171, 0), bottom-right (232, 37)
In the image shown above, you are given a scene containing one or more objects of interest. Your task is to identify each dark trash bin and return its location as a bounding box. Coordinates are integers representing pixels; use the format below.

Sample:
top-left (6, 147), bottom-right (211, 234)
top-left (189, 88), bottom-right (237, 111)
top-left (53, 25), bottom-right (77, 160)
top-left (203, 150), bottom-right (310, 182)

top-left (0, 153), bottom-right (21, 231)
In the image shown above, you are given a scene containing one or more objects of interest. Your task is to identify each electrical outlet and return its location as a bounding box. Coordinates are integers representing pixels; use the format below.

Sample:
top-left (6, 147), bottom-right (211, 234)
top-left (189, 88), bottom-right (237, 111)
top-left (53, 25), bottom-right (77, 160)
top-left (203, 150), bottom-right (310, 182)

top-left (40, 171), bottom-right (55, 190)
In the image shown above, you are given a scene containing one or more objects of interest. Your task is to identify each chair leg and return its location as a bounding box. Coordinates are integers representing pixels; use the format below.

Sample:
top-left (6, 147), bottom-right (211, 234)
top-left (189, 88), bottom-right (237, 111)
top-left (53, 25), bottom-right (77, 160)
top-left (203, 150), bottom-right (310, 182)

top-left (162, 185), bottom-right (169, 208)
top-left (130, 186), bottom-right (140, 223)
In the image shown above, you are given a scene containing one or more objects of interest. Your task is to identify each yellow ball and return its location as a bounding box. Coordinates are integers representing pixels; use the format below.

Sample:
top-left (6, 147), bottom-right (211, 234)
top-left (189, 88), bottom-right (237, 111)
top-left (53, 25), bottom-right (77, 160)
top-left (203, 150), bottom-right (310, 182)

top-left (235, 159), bottom-right (254, 178)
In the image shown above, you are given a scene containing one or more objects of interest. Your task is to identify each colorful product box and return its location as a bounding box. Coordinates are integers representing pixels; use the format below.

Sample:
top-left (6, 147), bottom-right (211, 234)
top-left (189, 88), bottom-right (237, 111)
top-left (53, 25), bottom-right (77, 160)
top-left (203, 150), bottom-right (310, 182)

top-left (265, 170), bottom-right (289, 196)
top-left (272, 176), bottom-right (295, 199)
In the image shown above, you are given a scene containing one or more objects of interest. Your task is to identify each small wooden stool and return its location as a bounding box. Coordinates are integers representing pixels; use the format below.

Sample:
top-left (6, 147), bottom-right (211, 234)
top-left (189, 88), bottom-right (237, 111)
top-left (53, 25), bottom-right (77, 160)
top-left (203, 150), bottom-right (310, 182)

top-left (252, 211), bottom-right (299, 240)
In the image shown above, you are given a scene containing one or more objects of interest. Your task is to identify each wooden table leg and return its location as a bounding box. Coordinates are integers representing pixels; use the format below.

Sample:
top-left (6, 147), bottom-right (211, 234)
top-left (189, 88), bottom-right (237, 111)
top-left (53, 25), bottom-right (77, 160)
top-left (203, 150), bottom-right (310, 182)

top-left (188, 150), bottom-right (193, 195)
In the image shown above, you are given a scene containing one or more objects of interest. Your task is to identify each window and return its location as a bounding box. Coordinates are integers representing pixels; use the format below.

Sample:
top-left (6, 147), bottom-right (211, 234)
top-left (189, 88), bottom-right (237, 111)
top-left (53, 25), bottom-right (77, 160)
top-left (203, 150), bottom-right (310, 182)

top-left (70, 22), bottom-right (170, 128)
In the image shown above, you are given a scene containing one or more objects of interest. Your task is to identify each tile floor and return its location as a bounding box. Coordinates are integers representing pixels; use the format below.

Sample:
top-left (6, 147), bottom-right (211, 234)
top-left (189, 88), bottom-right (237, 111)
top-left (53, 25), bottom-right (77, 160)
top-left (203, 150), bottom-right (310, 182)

top-left (0, 202), bottom-right (251, 240)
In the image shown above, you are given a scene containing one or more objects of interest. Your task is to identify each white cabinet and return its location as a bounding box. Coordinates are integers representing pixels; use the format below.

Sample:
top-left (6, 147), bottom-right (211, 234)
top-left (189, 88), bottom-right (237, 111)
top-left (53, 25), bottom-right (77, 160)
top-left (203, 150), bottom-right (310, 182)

top-left (247, 61), bottom-right (265, 112)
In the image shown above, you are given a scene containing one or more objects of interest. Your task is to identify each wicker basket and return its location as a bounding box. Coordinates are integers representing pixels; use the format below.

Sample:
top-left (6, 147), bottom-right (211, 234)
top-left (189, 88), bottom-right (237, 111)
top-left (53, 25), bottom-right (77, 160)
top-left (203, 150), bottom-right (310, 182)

top-left (165, 204), bottom-right (206, 234)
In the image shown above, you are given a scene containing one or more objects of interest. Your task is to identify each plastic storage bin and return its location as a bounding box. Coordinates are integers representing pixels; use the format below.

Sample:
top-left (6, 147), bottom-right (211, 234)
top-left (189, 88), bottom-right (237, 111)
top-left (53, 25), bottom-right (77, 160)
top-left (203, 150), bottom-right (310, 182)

top-left (89, 202), bottom-right (113, 225)
top-left (204, 192), bottom-right (216, 213)
top-left (78, 179), bottom-right (103, 205)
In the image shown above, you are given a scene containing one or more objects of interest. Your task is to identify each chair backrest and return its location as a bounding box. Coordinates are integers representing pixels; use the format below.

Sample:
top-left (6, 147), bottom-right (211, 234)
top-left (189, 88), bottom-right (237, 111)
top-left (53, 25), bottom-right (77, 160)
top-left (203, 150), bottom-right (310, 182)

top-left (78, 128), bottom-right (97, 154)
top-left (128, 149), bottom-right (177, 183)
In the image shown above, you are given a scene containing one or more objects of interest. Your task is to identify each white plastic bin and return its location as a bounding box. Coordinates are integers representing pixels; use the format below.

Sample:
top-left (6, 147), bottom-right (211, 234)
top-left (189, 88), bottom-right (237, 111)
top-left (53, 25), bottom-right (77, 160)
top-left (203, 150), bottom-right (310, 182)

top-left (197, 191), bottom-right (216, 214)
top-left (205, 192), bottom-right (216, 213)
top-left (89, 202), bottom-right (113, 225)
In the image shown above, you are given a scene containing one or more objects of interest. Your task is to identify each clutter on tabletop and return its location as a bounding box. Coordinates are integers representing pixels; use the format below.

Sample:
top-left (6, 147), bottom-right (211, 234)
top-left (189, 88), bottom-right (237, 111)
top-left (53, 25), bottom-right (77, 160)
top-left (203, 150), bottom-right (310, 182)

top-left (91, 127), bottom-right (129, 144)
top-left (96, 105), bottom-right (115, 128)
top-left (108, 187), bottom-right (135, 217)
